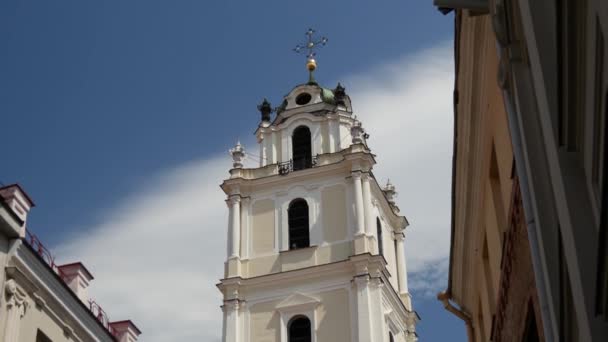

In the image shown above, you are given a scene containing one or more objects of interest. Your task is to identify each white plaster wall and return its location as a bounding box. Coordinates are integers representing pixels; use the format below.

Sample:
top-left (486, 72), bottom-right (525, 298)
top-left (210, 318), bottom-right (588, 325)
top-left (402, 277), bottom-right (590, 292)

top-left (338, 121), bottom-right (352, 150)
top-left (372, 201), bottom-right (399, 290)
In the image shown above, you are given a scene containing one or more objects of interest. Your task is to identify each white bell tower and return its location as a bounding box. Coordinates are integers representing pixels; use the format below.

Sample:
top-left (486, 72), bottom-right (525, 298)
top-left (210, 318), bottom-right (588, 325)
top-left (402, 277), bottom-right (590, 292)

top-left (217, 31), bottom-right (418, 342)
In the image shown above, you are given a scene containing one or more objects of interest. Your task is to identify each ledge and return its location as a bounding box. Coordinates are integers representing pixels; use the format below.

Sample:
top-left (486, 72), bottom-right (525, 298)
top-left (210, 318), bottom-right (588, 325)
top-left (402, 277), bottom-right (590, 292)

top-left (279, 245), bottom-right (318, 254)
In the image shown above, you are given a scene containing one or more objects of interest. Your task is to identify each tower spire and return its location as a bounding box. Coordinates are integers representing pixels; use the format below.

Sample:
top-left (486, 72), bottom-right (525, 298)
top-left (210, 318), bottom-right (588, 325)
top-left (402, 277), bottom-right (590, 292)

top-left (293, 28), bottom-right (328, 84)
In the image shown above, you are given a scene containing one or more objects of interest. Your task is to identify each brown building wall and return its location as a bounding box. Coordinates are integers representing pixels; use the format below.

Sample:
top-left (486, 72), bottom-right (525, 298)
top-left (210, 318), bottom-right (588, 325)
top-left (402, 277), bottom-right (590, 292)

top-left (447, 9), bottom-right (545, 342)
top-left (493, 178), bottom-right (544, 342)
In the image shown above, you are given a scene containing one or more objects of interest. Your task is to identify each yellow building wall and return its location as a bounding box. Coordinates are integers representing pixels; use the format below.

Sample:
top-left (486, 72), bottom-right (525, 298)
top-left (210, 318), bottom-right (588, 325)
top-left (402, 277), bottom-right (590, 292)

top-left (251, 199), bottom-right (275, 256)
top-left (321, 185), bottom-right (348, 243)
top-left (455, 11), bottom-right (515, 340)
top-left (250, 300), bottom-right (281, 342)
top-left (19, 301), bottom-right (73, 342)
top-left (248, 288), bottom-right (351, 342)
top-left (316, 289), bottom-right (351, 342)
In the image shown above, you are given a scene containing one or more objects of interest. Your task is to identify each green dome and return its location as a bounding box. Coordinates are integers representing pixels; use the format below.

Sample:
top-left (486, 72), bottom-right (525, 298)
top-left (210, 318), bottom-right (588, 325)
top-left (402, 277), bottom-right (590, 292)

top-left (320, 88), bottom-right (335, 105)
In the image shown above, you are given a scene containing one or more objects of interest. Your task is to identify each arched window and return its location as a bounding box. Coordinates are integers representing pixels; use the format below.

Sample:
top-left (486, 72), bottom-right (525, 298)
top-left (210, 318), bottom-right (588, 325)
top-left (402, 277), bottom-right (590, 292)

top-left (288, 316), bottom-right (312, 342)
top-left (292, 126), bottom-right (312, 171)
top-left (389, 332), bottom-right (395, 342)
top-left (377, 217), bottom-right (384, 256)
top-left (288, 199), bottom-right (310, 249)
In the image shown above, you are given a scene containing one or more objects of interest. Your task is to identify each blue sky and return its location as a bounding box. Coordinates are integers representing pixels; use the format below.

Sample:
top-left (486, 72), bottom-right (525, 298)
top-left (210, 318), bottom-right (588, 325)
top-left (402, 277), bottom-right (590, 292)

top-left (1, 1), bottom-right (464, 341)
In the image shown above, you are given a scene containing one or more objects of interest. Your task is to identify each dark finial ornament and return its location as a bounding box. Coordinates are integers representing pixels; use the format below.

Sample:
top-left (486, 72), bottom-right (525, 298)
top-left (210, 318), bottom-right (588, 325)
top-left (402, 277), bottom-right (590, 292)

top-left (257, 98), bottom-right (272, 122)
top-left (334, 82), bottom-right (346, 106)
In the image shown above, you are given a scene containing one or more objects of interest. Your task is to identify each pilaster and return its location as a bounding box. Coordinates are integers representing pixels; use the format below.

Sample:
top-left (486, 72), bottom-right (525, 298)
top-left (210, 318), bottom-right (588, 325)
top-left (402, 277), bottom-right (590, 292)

top-left (222, 299), bottom-right (241, 342)
top-left (327, 115), bottom-right (340, 153)
top-left (394, 231), bottom-right (410, 309)
top-left (226, 195), bottom-right (242, 278)
top-left (352, 171), bottom-right (368, 254)
top-left (354, 275), bottom-right (374, 342)
top-left (369, 274), bottom-right (385, 342)
top-left (362, 172), bottom-right (374, 246)
top-left (271, 131), bottom-right (279, 164)
top-left (227, 195), bottom-right (241, 260)
top-left (239, 197), bottom-right (251, 260)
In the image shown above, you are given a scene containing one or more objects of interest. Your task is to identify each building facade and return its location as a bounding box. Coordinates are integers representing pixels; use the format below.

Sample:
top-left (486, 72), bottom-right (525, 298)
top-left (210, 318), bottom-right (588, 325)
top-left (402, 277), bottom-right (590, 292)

top-left (436, 7), bottom-right (545, 342)
top-left (217, 78), bottom-right (418, 341)
top-left (435, 0), bottom-right (608, 341)
top-left (0, 184), bottom-right (140, 342)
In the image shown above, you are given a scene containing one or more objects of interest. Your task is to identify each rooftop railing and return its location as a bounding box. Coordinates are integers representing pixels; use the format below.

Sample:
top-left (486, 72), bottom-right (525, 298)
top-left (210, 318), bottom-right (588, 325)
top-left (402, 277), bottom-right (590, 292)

top-left (23, 229), bottom-right (119, 339)
top-left (25, 230), bottom-right (66, 278)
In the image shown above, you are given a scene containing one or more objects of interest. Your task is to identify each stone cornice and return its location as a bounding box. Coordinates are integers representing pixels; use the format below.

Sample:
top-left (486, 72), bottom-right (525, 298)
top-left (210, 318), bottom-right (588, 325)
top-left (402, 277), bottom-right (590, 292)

top-left (367, 174), bottom-right (409, 230)
top-left (222, 147), bottom-right (376, 196)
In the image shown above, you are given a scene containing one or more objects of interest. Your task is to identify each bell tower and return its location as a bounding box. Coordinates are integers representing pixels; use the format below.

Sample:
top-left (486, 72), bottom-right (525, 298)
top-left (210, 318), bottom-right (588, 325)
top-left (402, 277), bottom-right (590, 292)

top-left (217, 30), bottom-right (418, 342)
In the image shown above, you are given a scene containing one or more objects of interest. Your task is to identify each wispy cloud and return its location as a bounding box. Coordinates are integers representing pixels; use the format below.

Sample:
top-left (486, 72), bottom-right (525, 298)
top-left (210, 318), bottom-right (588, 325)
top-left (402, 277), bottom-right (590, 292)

top-left (347, 41), bottom-right (454, 293)
top-left (54, 41), bottom-right (453, 341)
top-left (55, 158), bottom-right (228, 341)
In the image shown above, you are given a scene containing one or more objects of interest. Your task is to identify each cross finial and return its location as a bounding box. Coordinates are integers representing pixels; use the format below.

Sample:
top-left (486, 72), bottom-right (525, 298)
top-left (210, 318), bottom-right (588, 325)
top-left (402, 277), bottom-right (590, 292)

top-left (293, 28), bottom-right (328, 84)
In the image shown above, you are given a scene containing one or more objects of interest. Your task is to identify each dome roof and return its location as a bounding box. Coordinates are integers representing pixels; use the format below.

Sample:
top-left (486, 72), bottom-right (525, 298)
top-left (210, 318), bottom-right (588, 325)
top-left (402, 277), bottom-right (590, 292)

top-left (274, 82), bottom-right (350, 115)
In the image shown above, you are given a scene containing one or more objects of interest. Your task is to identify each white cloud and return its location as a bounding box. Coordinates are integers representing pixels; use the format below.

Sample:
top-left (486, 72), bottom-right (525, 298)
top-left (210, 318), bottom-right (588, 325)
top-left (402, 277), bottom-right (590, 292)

top-left (346, 41), bottom-right (454, 293)
top-left (55, 158), bottom-right (229, 341)
top-left (54, 41), bottom-right (453, 341)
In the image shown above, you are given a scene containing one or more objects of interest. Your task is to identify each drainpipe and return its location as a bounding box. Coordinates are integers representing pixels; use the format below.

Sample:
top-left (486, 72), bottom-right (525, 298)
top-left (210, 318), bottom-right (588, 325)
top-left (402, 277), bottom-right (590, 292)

top-left (500, 84), bottom-right (555, 342)
top-left (438, 292), bottom-right (475, 342)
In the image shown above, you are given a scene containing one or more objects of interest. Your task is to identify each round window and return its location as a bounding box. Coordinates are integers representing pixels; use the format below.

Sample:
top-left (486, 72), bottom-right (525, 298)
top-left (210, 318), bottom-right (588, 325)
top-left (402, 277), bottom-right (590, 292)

top-left (295, 92), bottom-right (312, 105)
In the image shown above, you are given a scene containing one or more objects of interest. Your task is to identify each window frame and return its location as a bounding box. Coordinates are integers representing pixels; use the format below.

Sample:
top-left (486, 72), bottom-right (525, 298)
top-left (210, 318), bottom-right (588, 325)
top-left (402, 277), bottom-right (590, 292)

top-left (277, 301), bottom-right (318, 342)
top-left (288, 198), bottom-right (311, 250)
top-left (291, 125), bottom-right (313, 171)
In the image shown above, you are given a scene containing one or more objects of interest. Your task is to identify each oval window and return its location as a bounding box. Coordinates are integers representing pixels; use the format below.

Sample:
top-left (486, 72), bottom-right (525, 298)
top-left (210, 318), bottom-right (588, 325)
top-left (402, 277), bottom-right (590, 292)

top-left (295, 93), bottom-right (312, 105)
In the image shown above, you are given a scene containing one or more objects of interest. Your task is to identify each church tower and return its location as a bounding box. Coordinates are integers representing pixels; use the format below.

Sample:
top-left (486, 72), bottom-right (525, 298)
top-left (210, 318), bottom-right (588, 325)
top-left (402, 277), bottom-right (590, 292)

top-left (217, 30), bottom-right (418, 342)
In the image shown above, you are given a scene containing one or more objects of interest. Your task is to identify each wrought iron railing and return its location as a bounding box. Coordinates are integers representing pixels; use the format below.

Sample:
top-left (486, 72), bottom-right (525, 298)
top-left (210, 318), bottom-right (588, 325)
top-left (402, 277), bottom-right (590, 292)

top-left (25, 230), bottom-right (65, 278)
top-left (89, 300), bottom-right (118, 336)
top-left (23, 229), bottom-right (119, 338)
top-left (278, 155), bottom-right (319, 175)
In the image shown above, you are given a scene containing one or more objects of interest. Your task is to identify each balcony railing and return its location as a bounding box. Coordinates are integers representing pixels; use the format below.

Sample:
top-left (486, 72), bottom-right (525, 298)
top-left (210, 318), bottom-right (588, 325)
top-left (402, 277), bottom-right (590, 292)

top-left (278, 155), bottom-right (319, 175)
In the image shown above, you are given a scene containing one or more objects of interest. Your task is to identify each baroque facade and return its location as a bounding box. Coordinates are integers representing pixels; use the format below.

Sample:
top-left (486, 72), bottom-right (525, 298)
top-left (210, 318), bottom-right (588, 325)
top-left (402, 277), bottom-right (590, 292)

top-left (217, 77), bottom-right (418, 341)
top-left (0, 184), bottom-right (140, 342)
top-left (435, 0), bottom-right (608, 341)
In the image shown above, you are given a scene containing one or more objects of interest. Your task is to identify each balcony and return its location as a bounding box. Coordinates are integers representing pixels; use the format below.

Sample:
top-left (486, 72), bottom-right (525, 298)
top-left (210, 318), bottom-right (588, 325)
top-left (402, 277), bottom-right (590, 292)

top-left (278, 155), bottom-right (319, 175)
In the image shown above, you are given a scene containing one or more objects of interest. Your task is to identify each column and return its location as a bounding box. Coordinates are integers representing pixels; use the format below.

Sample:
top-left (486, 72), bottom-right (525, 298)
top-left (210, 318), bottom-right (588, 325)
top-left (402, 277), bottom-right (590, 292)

top-left (395, 232), bottom-right (412, 310)
top-left (328, 118), bottom-right (338, 153)
top-left (369, 276), bottom-right (385, 342)
top-left (353, 172), bottom-right (365, 236)
top-left (362, 173), bottom-right (374, 237)
top-left (259, 142), bottom-right (266, 167)
top-left (3, 279), bottom-right (27, 342)
top-left (395, 233), bottom-right (409, 294)
top-left (332, 118), bottom-right (341, 151)
top-left (260, 133), bottom-right (272, 166)
top-left (227, 196), bottom-right (241, 259)
top-left (240, 197), bottom-right (250, 259)
top-left (222, 300), bottom-right (240, 342)
top-left (354, 276), bottom-right (373, 342)
top-left (271, 131), bottom-right (279, 164)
